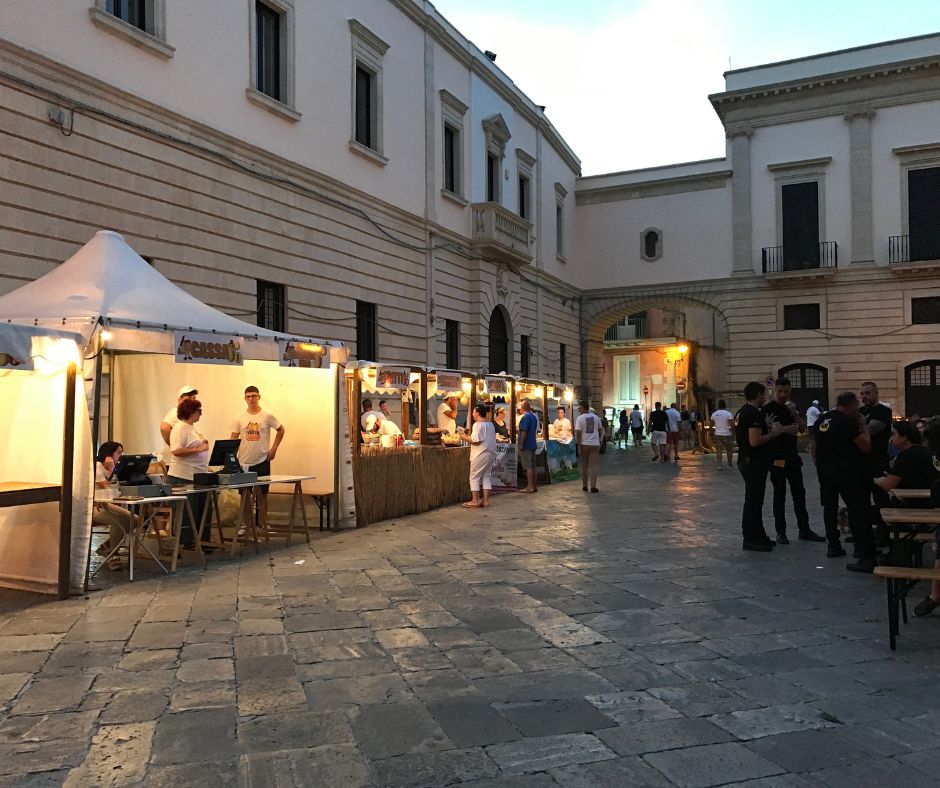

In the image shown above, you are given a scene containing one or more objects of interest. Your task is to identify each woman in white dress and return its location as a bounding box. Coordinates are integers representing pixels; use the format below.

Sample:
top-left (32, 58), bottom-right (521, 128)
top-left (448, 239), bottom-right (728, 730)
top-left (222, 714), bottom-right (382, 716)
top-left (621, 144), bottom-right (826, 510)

top-left (461, 403), bottom-right (497, 509)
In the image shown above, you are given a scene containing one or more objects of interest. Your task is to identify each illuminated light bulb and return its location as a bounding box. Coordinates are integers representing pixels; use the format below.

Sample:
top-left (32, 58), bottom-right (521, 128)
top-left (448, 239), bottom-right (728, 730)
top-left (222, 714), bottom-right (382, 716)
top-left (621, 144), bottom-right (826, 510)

top-left (678, 344), bottom-right (689, 355)
top-left (100, 330), bottom-right (113, 343)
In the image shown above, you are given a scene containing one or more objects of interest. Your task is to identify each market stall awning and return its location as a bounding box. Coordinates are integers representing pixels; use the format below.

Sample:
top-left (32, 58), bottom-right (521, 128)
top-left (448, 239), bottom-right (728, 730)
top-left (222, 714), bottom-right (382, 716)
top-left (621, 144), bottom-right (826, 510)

top-left (0, 230), bottom-right (344, 359)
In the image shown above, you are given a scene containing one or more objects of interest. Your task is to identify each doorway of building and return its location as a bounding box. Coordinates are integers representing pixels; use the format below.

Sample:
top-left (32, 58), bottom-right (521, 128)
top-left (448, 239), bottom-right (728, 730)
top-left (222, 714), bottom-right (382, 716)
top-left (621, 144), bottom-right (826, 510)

top-left (778, 363), bottom-right (828, 414)
top-left (905, 360), bottom-right (940, 417)
top-left (488, 306), bottom-right (511, 374)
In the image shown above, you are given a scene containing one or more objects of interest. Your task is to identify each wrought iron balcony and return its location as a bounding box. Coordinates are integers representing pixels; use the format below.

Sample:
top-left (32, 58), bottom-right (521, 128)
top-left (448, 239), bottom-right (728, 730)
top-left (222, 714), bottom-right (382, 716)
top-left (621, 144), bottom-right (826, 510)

top-left (470, 202), bottom-right (533, 266)
top-left (761, 241), bottom-right (838, 274)
top-left (889, 235), bottom-right (910, 264)
top-left (604, 317), bottom-right (647, 343)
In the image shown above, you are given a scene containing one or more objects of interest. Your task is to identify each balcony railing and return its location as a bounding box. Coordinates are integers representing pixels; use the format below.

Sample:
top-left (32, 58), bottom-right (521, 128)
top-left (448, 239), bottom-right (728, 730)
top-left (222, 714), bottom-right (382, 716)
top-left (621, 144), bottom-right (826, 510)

top-left (604, 317), bottom-right (647, 342)
top-left (470, 202), bottom-right (534, 266)
top-left (761, 241), bottom-right (838, 274)
top-left (889, 235), bottom-right (910, 264)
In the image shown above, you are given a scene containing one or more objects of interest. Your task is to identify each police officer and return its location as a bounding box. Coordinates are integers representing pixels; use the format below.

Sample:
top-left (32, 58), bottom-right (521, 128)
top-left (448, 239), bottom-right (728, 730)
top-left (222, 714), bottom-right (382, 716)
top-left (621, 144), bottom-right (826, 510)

top-left (762, 377), bottom-right (826, 545)
top-left (736, 381), bottom-right (799, 552)
top-left (810, 391), bottom-right (873, 572)
top-left (859, 381), bottom-right (892, 507)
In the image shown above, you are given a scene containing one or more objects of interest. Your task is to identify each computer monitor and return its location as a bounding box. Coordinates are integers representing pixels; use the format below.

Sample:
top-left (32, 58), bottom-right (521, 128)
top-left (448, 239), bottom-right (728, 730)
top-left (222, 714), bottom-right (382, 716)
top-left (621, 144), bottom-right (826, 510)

top-left (114, 454), bottom-right (155, 485)
top-left (208, 439), bottom-right (241, 473)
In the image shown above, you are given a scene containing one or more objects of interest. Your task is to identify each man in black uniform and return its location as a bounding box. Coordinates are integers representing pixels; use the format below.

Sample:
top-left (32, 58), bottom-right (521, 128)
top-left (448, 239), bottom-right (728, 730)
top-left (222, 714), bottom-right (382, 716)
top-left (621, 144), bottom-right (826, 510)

top-left (762, 377), bottom-right (826, 545)
top-left (736, 381), bottom-right (799, 552)
top-left (810, 391), bottom-right (873, 571)
top-left (859, 381), bottom-right (892, 507)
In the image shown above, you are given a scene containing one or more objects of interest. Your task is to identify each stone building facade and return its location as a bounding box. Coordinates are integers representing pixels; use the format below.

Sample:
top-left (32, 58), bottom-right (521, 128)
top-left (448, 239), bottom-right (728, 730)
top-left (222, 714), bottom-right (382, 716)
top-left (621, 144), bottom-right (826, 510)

top-left (3, 5), bottom-right (940, 415)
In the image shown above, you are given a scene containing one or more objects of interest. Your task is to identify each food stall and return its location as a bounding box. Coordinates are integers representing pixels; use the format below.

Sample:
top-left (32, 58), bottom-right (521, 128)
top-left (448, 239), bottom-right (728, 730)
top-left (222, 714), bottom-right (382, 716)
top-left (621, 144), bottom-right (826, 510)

top-left (0, 231), bottom-right (350, 592)
top-left (546, 383), bottom-right (579, 482)
top-left (0, 324), bottom-right (93, 597)
top-left (347, 363), bottom-right (472, 525)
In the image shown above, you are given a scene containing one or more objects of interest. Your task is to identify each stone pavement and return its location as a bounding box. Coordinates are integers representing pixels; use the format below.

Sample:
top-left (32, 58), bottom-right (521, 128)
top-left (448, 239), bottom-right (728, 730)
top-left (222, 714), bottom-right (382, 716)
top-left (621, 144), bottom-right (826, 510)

top-left (1, 447), bottom-right (939, 787)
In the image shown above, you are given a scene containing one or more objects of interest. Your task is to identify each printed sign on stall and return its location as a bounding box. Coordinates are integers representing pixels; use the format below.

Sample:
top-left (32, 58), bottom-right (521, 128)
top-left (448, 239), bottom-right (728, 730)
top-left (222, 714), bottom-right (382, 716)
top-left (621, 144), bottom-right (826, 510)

top-left (435, 371), bottom-right (463, 392)
top-left (279, 339), bottom-right (328, 368)
top-left (174, 332), bottom-right (243, 366)
top-left (484, 376), bottom-right (509, 397)
top-left (376, 367), bottom-right (410, 390)
top-left (491, 443), bottom-right (519, 490)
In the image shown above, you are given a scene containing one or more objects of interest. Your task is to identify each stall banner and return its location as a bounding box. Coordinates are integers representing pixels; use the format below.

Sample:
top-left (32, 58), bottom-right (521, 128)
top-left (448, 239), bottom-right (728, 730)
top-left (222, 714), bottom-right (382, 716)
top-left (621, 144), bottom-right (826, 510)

top-left (376, 367), bottom-right (410, 390)
top-left (491, 443), bottom-right (518, 490)
top-left (435, 371), bottom-right (462, 392)
top-left (484, 376), bottom-right (509, 396)
top-left (175, 332), bottom-right (243, 366)
top-left (278, 339), bottom-right (328, 368)
top-left (547, 439), bottom-right (579, 482)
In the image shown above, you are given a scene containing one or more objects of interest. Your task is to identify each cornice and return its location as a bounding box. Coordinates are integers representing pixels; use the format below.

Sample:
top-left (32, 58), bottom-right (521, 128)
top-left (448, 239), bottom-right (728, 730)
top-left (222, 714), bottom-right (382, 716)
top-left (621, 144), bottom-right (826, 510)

top-left (576, 170), bottom-right (731, 206)
top-left (348, 19), bottom-right (390, 57)
top-left (389, 0), bottom-right (581, 175)
top-left (766, 156), bottom-right (832, 172)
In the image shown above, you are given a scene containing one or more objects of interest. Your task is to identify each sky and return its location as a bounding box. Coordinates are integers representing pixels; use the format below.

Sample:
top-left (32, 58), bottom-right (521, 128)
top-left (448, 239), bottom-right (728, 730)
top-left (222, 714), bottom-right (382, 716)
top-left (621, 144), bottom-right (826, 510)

top-left (430, 0), bottom-right (940, 175)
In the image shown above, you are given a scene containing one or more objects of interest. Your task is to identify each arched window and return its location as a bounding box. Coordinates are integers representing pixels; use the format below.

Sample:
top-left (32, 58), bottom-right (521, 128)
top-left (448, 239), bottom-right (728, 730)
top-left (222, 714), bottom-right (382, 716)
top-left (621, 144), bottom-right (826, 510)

top-left (778, 363), bottom-right (828, 414)
top-left (905, 360), bottom-right (940, 417)
top-left (488, 306), bottom-right (512, 374)
top-left (641, 228), bottom-right (662, 261)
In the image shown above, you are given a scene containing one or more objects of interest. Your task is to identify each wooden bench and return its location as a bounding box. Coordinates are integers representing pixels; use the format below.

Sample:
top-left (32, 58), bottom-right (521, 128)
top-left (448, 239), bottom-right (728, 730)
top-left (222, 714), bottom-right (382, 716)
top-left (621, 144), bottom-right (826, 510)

top-left (874, 565), bottom-right (940, 650)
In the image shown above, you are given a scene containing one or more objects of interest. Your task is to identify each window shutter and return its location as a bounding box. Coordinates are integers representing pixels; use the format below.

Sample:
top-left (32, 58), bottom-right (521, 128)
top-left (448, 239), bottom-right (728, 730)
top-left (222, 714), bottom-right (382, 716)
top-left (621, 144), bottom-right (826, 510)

top-left (908, 167), bottom-right (940, 262)
top-left (781, 182), bottom-right (819, 270)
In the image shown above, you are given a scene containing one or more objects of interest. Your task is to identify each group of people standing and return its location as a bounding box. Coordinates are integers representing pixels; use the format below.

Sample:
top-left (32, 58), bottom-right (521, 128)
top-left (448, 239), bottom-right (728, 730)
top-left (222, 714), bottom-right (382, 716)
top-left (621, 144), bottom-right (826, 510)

top-left (735, 378), bottom-right (940, 581)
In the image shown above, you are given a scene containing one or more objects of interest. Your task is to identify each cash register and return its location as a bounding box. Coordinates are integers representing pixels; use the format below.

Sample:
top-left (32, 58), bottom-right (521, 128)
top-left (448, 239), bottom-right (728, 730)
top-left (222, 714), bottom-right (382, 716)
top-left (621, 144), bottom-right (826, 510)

top-left (193, 440), bottom-right (258, 487)
top-left (115, 454), bottom-right (170, 497)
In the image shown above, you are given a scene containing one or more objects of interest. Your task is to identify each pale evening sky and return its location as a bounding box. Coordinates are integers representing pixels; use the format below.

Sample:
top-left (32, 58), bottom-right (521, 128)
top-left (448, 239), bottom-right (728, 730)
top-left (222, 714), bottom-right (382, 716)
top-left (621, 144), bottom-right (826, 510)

top-left (430, 0), bottom-right (940, 175)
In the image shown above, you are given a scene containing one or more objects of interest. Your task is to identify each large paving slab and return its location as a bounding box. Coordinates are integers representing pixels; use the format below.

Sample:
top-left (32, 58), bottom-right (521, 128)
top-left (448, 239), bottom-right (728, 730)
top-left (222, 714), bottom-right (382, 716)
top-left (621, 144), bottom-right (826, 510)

top-left (0, 449), bottom-right (937, 785)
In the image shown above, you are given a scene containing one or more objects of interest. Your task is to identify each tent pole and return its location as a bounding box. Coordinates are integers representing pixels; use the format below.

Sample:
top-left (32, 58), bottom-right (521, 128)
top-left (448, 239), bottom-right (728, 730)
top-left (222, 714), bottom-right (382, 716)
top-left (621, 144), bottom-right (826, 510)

top-left (90, 333), bottom-right (103, 449)
top-left (59, 362), bottom-right (77, 600)
top-left (332, 364), bottom-right (340, 530)
top-left (419, 371), bottom-right (428, 445)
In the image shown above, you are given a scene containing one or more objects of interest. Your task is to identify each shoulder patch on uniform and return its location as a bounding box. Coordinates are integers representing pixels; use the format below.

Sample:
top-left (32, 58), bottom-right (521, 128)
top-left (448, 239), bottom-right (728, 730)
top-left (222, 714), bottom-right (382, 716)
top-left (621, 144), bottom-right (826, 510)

top-left (933, 456), bottom-right (940, 472)
top-left (818, 420), bottom-right (830, 433)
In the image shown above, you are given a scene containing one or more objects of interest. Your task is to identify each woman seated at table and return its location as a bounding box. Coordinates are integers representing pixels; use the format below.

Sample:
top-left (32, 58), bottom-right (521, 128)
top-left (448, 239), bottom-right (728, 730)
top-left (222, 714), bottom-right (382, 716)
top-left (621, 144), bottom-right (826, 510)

top-left (93, 441), bottom-right (133, 571)
top-left (168, 398), bottom-right (210, 549)
top-left (874, 421), bottom-right (939, 500)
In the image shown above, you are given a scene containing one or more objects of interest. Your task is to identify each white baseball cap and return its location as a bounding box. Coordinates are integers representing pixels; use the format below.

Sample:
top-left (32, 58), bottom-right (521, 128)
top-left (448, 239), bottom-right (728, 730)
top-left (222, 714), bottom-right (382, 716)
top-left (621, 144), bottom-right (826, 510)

top-left (177, 385), bottom-right (198, 397)
top-left (812, 400), bottom-right (819, 405)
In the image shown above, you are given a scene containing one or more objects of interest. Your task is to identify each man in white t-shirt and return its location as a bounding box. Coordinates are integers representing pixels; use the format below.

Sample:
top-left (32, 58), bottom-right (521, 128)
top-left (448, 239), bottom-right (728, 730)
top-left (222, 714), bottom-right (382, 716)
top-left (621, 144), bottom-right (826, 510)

top-left (160, 384), bottom-right (198, 465)
top-left (436, 396), bottom-right (458, 435)
top-left (710, 398), bottom-right (735, 471)
top-left (552, 406), bottom-right (573, 445)
top-left (575, 400), bottom-right (603, 493)
top-left (665, 403), bottom-right (682, 463)
top-left (230, 386), bottom-right (285, 533)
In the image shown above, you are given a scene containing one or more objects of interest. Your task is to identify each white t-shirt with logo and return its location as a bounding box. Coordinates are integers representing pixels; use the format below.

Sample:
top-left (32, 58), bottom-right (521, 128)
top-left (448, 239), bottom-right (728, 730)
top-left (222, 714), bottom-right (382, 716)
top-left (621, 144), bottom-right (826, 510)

top-left (575, 413), bottom-right (603, 447)
top-left (711, 409), bottom-right (734, 437)
top-left (230, 410), bottom-right (281, 467)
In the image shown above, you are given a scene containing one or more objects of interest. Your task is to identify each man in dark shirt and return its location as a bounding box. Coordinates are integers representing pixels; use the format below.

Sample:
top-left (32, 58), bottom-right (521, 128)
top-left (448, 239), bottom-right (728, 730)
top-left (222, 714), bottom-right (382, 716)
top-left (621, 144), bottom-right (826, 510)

top-left (762, 377), bottom-right (825, 545)
top-left (811, 391), bottom-right (872, 571)
top-left (860, 381), bottom-right (892, 506)
top-left (648, 402), bottom-right (670, 463)
top-left (736, 381), bottom-right (799, 552)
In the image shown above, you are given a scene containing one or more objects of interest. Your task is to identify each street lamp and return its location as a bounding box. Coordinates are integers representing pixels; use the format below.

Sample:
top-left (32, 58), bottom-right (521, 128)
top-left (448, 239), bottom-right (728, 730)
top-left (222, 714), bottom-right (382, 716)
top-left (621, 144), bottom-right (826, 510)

top-left (673, 344), bottom-right (688, 408)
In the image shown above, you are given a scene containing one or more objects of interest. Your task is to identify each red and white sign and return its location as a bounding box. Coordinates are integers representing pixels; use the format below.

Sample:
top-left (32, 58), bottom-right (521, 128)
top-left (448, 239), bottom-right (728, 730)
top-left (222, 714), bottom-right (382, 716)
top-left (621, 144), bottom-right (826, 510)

top-left (676, 381), bottom-right (687, 392)
top-left (642, 385), bottom-right (649, 395)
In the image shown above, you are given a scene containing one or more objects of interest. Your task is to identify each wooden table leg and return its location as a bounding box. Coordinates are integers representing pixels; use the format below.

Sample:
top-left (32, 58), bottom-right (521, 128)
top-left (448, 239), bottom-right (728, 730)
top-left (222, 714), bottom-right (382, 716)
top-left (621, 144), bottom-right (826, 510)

top-left (295, 483), bottom-right (310, 542)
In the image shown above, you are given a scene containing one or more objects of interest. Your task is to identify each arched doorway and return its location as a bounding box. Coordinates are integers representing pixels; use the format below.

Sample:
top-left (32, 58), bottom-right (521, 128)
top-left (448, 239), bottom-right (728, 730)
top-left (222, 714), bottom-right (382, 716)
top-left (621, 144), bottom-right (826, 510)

top-left (488, 306), bottom-right (511, 374)
top-left (778, 363), bottom-right (828, 414)
top-left (905, 360), bottom-right (940, 417)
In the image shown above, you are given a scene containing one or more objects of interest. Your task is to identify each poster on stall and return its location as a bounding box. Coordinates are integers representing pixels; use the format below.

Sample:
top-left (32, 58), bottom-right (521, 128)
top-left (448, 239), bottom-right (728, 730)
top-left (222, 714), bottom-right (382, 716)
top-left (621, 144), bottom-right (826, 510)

top-left (175, 332), bottom-right (243, 366)
top-left (547, 439), bottom-right (579, 482)
top-left (491, 443), bottom-right (518, 490)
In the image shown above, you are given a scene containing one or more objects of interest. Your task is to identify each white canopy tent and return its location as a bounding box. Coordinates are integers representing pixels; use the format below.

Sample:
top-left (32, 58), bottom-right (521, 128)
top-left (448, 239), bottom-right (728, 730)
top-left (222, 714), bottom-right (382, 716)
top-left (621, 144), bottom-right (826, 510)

top-left (0, 231), bottom-right (353, 592)
top-left (0, 323), bottom-right (92, 596)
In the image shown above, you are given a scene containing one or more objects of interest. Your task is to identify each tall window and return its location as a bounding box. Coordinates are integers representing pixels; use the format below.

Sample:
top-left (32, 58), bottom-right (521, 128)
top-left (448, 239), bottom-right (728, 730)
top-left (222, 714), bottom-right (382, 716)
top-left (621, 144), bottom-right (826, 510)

top-left (443, 126), bottom-right (458, 194)
top-left (912, 296), bottom-right (940, 324)
top-left (255, 2), bottom-right (281, 101)
top-left (518, 174), bottom-right (531, 220)
top-left (520, 334), bottom-right (530, 377)
top-left (486, 154), bottom-right (500, 202)
top-left (555, 183), bottom-right (567, 260)
top-left (356, 300), bottom-right (377, 361)
top-left (354, 65), bottom-right (376, 149)
top-left (559, 343), bottom-right (567, 382)
top-left (445, 319), bottom-right (460, 369)
top-left (257, 280), bottom-right (285, 332)
top-left (106, 0), bottom-right (146, 30)
top-left (781, 181), bottom-right (820, 269)
top-left (908, 167), bottom-right (940, 261)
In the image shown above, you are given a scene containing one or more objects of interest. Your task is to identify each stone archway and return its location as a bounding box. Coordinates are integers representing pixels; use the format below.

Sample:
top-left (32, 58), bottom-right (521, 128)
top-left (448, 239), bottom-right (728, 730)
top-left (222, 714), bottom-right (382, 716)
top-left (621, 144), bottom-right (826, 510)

top-left (581, 289), bottom-right (731, 411)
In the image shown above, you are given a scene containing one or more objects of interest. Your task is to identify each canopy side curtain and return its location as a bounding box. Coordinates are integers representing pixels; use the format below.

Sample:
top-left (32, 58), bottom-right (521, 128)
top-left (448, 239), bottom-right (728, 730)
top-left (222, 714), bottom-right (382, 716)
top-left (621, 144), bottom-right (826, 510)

top-left (0, 360), bottom-right (93, 594)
